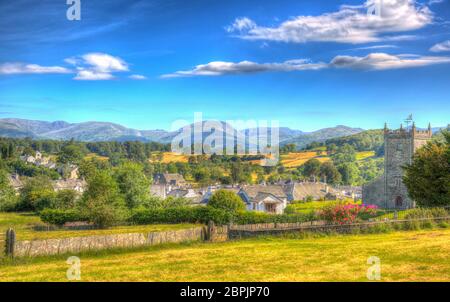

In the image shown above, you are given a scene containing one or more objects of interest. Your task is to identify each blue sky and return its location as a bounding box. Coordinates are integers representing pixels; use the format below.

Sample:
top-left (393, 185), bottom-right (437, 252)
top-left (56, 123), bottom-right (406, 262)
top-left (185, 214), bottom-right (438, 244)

top-left (0, 0), bottom-right (449, 131)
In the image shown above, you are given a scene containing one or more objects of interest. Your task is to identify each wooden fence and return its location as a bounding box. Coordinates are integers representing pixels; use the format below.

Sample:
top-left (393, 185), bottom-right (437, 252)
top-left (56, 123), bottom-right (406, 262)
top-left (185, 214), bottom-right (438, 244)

top-left (0, 229), bottom-right (5, 258)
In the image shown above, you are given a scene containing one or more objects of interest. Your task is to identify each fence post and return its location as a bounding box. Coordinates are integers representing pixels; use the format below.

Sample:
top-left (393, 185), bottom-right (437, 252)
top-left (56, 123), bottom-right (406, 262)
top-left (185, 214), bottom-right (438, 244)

top-left (394, 210), bottom-right (398, 220)
top-left (6, 228), bottom-right (16, 257)
top-left (207, 221), bottom-right (215, 241)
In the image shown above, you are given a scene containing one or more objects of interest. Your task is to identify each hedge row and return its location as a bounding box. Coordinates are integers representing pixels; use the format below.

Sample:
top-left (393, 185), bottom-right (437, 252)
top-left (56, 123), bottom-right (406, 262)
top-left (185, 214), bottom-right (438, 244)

top-left (129, 207), bottom-right (316, 225)
top-left (39, 206), bottom-right (317, 226)
top-left (40, 209), bottom-right (88, 226)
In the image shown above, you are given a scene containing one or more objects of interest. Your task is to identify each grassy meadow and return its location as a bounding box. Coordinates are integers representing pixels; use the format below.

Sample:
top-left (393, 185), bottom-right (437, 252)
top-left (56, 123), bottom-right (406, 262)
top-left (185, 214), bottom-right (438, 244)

top-left (0, 212), bottom-right (197, 241)
top-left (1, 228), bottom-right (449, 282)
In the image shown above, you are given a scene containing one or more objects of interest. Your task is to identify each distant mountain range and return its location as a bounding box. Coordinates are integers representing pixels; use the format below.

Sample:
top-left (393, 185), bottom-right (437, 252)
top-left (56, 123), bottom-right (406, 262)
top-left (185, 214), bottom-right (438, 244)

top-left (0, 118), bottom-right (366, 148)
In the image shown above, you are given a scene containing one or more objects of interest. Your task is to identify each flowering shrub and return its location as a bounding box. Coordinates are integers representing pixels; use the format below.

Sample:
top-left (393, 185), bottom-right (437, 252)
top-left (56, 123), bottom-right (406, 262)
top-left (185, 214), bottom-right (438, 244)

top-left (319, 203), bottom-right (378, 225)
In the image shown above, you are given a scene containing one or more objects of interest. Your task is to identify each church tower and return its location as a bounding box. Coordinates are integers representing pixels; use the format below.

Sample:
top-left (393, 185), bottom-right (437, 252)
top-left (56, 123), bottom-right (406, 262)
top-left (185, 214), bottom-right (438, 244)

top-left (363, 123), bottom-right (432, 209)
top-left (382, 123), bottom-right (432, 208)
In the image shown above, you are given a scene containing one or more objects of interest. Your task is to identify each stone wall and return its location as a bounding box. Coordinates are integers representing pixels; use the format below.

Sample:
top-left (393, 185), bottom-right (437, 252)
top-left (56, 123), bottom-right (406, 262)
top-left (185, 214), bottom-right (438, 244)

top-left (13, 227), bottom-right (205, 257)
top-left (362, 176), bottom-right (385, 208)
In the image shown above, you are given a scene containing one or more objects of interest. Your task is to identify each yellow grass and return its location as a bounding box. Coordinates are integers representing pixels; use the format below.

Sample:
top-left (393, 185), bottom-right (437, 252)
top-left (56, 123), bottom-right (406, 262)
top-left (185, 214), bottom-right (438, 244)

top-left (356, 151), bottom-right (376, 161)
top-left (84, 153), bottom-right (109, 161)
top-left (0, 212), bottom-right (197, 241)
top-left (281, 152), bottom-right (330, 168)
top-left (1, 229), bottom-right (449, 281)
top-left (149, 152), bottom-right (190, 163)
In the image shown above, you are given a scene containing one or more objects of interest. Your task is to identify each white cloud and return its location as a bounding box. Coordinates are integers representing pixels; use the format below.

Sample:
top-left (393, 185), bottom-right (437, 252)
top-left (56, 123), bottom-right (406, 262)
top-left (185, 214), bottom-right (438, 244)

top-left (71, 53), bottom-right (129, 80)
top-left (351, 44), bottom-right (399, 50)
top-left (161, 60), bottom-right (326, 78)
top-left (428, 0), bottom-right (444, 5)
top-left (162, 52), bottom-right (450, 77)
top-left (73, 70), bottom-right (114, 81)
top-left (0, 63), bottom-right (71, 75)
top-left (329, 53), bottom-right (450, 69)
top-left (129, 74), bottom-right (147, 80)
top-left (227, 0), bottom-right (433, 44)
top-left (430, 40), bottom-right (450, 52)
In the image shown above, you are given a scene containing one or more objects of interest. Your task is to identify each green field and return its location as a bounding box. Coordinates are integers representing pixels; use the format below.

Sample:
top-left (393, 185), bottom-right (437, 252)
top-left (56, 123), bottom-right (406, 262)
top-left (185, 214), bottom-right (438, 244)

top-left (1, 229), bottom-right (449, 282)
top-left (0, 212), bottom-right (197, 241)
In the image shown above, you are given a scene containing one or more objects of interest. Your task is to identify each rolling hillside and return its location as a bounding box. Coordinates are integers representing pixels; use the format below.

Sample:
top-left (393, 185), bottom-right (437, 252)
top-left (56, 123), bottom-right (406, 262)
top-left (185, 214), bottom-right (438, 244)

top-left (0, 118), bottom-right (364, 147)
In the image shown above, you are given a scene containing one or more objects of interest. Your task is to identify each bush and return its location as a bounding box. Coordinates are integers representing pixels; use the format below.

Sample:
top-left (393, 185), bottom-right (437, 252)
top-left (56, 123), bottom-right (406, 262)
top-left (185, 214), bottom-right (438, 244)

top-left (403, 208), bottom-right (449, 229)
top-left (208, 190), bottom-right (245, 212)
top-left (129, 206), bottom-right (234, 225)
top-left (129, 206), bottom-right (316, 225)
top-left (319, 204), bottom-right (378, 224)
top-left (40, 209), bottom-right (87, 226)
top-left (404, 208), bottom-right (448, 220)
top-left (18, 176), bottom-right (56, 211)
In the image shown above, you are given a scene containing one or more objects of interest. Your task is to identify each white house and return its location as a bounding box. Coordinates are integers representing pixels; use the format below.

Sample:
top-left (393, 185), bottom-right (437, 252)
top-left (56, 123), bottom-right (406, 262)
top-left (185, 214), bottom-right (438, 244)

top-left (238, 185), bottom-right (288, 214)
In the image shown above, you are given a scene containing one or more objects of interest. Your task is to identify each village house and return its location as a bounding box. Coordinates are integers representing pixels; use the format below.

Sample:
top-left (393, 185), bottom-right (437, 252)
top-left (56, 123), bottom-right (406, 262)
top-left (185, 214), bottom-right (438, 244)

top-left (287, 182), bottom-right (338, 201)
top-left (53, 179), bottom-right (87, 194)
top-left (57, 164), bottom-right (79, 180)
top-left (153, 173), bottom-right (187, 188)
top-left (238, 185), bottom-right (289, 214)
top-left (167, 188), bottom-right (204, 204)
top-left (20, 151), bottom-right (57, 169)
top-left (150, 184), bottom-right (167, 199)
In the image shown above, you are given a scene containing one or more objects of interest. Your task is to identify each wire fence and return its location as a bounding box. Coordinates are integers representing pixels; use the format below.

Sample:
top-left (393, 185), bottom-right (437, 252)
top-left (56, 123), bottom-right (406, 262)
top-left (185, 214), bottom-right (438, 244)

top-left (372, 206), bottom-right (450, 221)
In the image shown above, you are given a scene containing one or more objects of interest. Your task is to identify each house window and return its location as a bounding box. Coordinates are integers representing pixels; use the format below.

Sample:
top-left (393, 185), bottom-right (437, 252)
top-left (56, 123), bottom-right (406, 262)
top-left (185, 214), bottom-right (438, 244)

top-left (265, 204), bottom-right (276, 213)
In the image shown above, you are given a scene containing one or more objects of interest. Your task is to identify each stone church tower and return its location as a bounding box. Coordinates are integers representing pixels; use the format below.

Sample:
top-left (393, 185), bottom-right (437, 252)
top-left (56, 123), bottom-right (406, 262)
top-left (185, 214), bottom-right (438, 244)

top-left (362, 123), bottom-right (432, 209)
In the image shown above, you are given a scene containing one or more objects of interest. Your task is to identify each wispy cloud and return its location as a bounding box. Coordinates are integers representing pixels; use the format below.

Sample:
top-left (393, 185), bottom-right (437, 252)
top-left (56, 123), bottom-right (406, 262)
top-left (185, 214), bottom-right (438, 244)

top-left (161, 60), bottom-right (326, 78)
top-left (1, 53), bottom-right (133, 80)
top-left (350, 44), bottom-right (399, 51)
top-left (162, 53), bottom-right (450, 77)
top-left (329, 53), bottom-right (450, 70)
top-left (0, 63), bottom-right (71, 75)
top-left (430, 40), bottom-right (450, 52)
top-left (129, 74), bottom-right (147, 80)
top-left (226, 0), bottom-right (432, 44)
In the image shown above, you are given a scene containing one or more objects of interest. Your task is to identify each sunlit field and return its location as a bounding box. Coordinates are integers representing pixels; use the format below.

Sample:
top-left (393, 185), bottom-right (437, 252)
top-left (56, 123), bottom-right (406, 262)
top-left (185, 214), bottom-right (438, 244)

top-left (1, 229), bottom-right (449, 282)
top-left (0, 212), bottom-right (197, 241)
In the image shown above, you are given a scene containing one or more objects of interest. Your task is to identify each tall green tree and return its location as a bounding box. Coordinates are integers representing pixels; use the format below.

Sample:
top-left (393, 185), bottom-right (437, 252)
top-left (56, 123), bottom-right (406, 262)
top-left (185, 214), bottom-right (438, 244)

top-left (19, 176), bottom-right (56, 211)
top-left (302, 158), bottom-right (322, 180)
top-left (319, 161), bottom-right (342, 184)
top-left (0, 170), bottom-right (19, 211)
top-left (114, 162), bottom-right (151, 209)
top-left (337, 162), bottom-right (360, 186)
top-left (58, 144), bottom-right (86, 164)
top-left (403, 132), bottom-right (450, 207)
top-left (80, 170), bottom-right (127, 227)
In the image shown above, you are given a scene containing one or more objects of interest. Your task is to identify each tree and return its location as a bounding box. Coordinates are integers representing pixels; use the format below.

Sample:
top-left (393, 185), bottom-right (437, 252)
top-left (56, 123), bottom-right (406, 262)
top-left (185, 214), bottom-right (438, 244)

top-left (54, 189), bottom-right (78, 209)
top-left (80, 170), bottom-right (127, 227)
top-left (19, 176), bottom-right (56, 211)
top-left (208, 189), bottom-right (245, 212)
top-left (403, 132), bottom-right (450, 207)
top-left (281, 143), bottom-right (296, 154)
top-left (114, 162), bottom-right (151, 209)
top-left (302, 159), bottom-right (322, 180)
top-left (332, 144), bottom-right (357, 165)
top-left (58, 144), bottom-right (85, 164)
top-left (337, 162), bottom-right (360, 186)
top-left (319, 161), bottom-right (342, 184)
top-left (193, 167), bottom-right (211, 185)
top-left (0, 170), bottom-right (19, 211)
